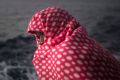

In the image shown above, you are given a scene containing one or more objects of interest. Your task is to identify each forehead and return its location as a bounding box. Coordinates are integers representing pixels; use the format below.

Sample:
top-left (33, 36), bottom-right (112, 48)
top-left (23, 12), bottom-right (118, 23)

top-left (33, 31), bottom-right (44, 35)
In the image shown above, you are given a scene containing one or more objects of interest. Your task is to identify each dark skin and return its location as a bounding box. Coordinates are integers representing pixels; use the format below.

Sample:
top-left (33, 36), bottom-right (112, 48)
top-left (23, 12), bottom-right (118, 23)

top-left (34, 31), bottom-right (44, 45)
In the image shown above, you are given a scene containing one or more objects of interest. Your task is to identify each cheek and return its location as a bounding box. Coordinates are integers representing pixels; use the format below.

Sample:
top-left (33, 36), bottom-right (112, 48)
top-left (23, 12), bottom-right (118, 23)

top-left (37, 35), bottom-right (44, 44)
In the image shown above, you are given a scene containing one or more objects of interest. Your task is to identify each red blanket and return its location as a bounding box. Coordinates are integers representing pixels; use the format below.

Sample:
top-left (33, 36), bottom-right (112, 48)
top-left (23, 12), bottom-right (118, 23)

top-left (27, 7), bottom-right (120, 80)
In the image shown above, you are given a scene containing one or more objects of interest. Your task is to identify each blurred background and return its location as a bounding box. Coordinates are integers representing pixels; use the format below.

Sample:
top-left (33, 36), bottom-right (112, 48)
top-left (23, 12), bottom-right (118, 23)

top-left (0, 0), bottom-right (120, 80)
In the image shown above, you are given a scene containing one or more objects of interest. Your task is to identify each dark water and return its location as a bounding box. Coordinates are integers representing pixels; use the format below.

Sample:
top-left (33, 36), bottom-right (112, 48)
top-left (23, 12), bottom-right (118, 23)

top-left (0, 0), bottom-right (120, 80)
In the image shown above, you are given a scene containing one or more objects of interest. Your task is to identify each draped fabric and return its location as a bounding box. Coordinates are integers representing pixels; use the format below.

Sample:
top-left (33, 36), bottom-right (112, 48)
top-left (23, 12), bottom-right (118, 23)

top-left (27, 7), bottom-right (120, 80)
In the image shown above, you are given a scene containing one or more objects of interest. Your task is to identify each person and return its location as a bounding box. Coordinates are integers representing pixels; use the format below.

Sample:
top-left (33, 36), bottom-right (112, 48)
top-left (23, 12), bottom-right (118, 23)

top-left (27, 7), bottom-right (120, 80)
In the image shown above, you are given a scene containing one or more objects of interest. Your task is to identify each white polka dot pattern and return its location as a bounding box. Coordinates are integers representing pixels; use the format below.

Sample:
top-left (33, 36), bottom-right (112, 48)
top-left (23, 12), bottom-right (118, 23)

top-left (27, 7), bottom-right (120, 80)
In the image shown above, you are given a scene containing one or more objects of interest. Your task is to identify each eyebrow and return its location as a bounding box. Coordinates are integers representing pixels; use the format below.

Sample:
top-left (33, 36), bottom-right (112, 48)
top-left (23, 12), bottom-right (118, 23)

top-left (35, 32), bottom-right (44, 35)
top-left (39, 32), bottom-right (44, 35)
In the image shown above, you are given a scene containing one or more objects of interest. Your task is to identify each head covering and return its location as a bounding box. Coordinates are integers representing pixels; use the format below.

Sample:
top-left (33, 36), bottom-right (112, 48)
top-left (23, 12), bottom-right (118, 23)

top-left (27, 7), bottom-right (86, 48)
top-left (27, 7), bottom-right (120, 80)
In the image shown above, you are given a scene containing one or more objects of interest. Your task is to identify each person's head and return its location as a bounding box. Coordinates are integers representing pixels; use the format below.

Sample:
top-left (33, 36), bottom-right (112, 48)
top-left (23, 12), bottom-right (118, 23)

top-left (27, 7), bottom-right (80, 47)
